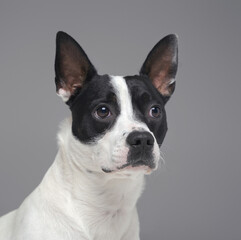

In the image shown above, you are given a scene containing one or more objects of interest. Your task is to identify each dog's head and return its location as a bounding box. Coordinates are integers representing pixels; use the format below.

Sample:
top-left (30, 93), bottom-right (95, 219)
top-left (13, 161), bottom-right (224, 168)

top-left (55, 32), bottom-right (178, 175)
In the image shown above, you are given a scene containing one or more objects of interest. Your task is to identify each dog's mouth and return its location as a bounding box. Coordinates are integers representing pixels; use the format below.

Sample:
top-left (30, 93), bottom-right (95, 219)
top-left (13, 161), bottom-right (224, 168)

top-left (101, 160), bottom-right (156, 174)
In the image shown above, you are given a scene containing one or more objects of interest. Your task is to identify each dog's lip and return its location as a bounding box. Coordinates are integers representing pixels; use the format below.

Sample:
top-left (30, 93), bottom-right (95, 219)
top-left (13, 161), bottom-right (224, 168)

top-left (101, 163), bottom-right (154, 174)
top-left (101, 168), bottom-right (113, 173)
top-left (118, 161), bottom-right (156, 170)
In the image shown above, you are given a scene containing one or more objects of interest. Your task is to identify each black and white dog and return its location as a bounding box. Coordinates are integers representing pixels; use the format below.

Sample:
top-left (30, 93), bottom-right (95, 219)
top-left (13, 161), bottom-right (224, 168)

top-left (0, 32), bottom-right (178, 240)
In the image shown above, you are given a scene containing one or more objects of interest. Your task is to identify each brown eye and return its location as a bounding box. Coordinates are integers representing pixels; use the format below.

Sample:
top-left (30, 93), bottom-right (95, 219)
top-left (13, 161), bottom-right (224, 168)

top-left (95, 106), bottom-right (111, 119)
top-left (149, 106), bottom-right (161, 118)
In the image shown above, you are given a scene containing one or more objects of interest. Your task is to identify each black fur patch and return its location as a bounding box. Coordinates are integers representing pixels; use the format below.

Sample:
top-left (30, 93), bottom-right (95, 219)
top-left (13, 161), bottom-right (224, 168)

top-left (70, 75), bottom-right (120, 143)
top-left (124, 75), bottom-right (168, 146)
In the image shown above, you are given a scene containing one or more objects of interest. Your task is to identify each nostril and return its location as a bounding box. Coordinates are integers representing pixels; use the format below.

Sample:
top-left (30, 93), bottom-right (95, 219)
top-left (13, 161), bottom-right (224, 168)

top-left (127, 131), bottom-right (154, 148)
top-left (130, 139), bottom-right (142, 146)
top-left (147, 139), bottom-right (154, 145)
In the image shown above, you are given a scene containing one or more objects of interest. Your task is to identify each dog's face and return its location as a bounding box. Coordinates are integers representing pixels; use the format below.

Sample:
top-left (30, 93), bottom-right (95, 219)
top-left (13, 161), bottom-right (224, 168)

top-left (54, 32), bottom-right (178, 175)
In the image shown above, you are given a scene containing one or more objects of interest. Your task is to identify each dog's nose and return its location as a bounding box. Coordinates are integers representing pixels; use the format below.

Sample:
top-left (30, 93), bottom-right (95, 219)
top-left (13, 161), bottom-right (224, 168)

top-left (126, 131), bottom-right (155, 168)
top-left (126, 131), bottom-right (154, 149)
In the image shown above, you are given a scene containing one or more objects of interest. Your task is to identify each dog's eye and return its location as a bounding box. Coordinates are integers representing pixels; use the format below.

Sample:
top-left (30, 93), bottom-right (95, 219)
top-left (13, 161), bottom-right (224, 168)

top-left (95, 106), bottom-right (111, 119)
top-left (149, 106), bottom-right (161, 118)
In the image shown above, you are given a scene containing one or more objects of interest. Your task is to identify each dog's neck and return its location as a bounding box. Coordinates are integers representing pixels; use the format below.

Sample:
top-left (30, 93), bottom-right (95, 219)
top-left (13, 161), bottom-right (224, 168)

top-left (39, 119), bottom-right (145, 231)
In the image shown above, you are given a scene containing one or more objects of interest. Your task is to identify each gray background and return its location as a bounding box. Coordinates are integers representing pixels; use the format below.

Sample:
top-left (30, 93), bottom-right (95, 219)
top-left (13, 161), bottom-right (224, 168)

top-left (0, 0), bottom-right (241, 239)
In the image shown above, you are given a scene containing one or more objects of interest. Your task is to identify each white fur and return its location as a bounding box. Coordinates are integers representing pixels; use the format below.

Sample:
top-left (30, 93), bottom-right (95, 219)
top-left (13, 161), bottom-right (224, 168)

top-left (169, 78), bottom-right (175, 85)
top-left (0, 76), bottom-right (161, 240)
top-left (57, 88), bottom-right (71, 102)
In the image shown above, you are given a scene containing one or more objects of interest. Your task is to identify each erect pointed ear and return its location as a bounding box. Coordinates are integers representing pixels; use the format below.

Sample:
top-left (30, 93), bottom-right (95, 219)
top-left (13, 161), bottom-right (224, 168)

top-left (140, 34), bottom-right (178, 101)
top-left (55, 31), bottom-right (97, 104)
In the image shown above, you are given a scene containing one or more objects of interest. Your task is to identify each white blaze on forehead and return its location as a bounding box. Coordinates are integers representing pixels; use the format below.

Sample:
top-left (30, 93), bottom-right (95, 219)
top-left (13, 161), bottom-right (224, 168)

top-left (110, 76), bottom-right (134, 119)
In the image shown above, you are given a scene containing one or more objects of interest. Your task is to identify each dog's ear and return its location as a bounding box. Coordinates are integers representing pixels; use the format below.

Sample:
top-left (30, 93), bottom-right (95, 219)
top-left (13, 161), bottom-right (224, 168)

top-left (55, 31), bottom-right (97, 104)
top-left (140, 34), bottom-right (178, 102)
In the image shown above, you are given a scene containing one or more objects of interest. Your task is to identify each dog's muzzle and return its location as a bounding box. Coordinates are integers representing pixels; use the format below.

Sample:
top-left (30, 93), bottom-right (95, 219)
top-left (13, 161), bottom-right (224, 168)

top-left (125, 131), bottom-right (156, 169)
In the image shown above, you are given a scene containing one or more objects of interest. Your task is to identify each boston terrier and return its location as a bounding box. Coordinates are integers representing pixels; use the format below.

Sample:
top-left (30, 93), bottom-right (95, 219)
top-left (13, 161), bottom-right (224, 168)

top-left (0, 32), bottom-right (178, 240)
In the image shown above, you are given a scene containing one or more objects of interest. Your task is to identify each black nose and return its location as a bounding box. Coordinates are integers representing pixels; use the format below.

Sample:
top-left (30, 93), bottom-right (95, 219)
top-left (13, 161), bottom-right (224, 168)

top-left (126, 131), bottom-right (155, 168)
top-left (126, 131), bottom-right (154, 149)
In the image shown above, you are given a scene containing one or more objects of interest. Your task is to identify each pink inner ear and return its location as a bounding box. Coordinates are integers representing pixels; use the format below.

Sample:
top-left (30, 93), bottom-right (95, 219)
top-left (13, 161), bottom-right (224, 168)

top-left (57, 41), bottom-right (89, 95)
top-left (150, 62), bottom-right (171, 96)
top-left (64, 75), bottom-right (83, 93)
top-left (152, 74), bottom-right (171, 96)
top-left (57, 75), bottom-right (83, 102)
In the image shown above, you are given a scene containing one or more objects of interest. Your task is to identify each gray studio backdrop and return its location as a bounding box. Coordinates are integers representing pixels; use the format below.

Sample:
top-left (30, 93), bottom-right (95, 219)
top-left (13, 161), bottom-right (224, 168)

top-left (0, 0), bottom-right (241, 239)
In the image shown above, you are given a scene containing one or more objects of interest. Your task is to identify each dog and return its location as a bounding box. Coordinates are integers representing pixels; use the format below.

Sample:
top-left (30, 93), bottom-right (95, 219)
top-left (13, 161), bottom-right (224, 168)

top-left (0, 31), bottom-right (178, 240)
